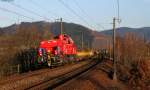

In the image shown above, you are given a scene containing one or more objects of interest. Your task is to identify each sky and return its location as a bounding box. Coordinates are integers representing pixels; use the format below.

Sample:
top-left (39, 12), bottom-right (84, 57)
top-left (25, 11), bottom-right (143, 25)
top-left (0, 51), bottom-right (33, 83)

top-left (0, 0), bottom-right (150, 31)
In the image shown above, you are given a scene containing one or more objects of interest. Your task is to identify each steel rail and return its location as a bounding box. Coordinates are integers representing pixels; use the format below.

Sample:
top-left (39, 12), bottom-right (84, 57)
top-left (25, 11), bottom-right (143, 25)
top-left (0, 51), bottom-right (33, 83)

top-left (26, 59), bottom-right (99, 90)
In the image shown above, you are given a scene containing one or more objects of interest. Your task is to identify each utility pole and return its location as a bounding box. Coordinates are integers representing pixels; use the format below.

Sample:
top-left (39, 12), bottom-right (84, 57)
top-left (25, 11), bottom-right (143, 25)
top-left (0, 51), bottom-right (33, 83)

top-left (81, 32), bottom-right (84, 50)
top-left (109, 41), bottom-right (112, 59)
top-left (88, 41), bottom-right (90, 50)
top-left (56, 18), bottom-right (63, 34)
top-left (113, 17), bottom-right (117, 81)
top-left (60, 18), bottom-right (63, 34)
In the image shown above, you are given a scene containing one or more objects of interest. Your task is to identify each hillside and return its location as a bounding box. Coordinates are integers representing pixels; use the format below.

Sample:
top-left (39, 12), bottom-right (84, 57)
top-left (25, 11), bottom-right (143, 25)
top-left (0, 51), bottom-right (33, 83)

top-left (100, 27), bottom-right (150, 41)
top-left (0, 21), bottom-right (98, 49)
top-left (1, 23), bottom-right (150, 49)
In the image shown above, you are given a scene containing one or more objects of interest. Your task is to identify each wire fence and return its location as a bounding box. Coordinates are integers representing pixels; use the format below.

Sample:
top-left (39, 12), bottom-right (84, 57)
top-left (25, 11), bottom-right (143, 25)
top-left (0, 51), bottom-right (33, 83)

top-left (0, 64), bottom-right (20, 79)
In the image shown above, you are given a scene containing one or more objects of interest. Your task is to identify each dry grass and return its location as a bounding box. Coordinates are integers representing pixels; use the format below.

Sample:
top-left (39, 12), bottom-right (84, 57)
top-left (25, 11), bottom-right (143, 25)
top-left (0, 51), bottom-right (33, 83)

top-left (0, 24), bottom-right (51, 77)
top-left (115, 33), bottom-right (150, 89)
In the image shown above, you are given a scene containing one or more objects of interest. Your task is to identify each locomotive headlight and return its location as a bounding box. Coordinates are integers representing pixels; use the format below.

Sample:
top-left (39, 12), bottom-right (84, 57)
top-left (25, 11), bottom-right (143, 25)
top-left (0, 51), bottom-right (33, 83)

top-left (48, 50), bottom-right (51, 52)
top-left (89, 51), bottom-right (94, 56)
top-left (77, 51), bottom-right (93, 57)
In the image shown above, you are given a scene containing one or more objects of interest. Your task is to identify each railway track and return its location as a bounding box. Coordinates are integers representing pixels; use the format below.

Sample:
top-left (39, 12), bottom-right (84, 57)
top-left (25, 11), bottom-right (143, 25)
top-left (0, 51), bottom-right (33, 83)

top-left (53, 58), bottom-right (131, 90)
top-left (27, 59), bottom-right (99, 90)
top-left (0, 68), bottom-right (54, 85)
top-left (0, 56), bottom-right (100, 90)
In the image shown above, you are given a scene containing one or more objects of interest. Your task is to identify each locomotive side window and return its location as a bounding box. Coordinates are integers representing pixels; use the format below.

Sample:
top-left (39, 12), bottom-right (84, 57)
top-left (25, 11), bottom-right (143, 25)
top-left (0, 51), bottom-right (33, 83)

top-left (54, 36), bottom-right (59, 39)
top-left (69, 38), bottom-right (74, 43)
top-left (64, 34), bottom-right (68, 38)
top-left (67, 40), bottom-right (71, 44)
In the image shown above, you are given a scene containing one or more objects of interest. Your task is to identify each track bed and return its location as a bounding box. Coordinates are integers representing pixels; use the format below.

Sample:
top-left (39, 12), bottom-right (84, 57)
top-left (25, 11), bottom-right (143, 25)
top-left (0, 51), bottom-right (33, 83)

top-left (0, 59), bottom-right (98, 90)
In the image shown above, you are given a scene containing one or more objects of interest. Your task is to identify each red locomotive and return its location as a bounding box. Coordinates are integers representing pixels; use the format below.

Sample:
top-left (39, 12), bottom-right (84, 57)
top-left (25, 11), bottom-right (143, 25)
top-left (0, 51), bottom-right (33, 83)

top-left (19, 34), bottom-right (94, 71)
top-left (37, 34), bottom-right (77, 67)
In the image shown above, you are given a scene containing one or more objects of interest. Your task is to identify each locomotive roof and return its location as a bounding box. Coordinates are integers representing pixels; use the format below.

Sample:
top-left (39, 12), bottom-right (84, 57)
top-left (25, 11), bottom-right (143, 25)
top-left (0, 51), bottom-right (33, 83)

top-left (54, 34), bottom-right (69, 39)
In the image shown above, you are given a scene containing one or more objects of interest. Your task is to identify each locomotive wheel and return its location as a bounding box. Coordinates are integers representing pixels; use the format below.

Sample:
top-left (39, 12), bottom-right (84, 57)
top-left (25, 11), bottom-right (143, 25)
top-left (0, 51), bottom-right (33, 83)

top-left (47, 57), bottom-right (56, 68)
top-left (59, 58), bottom-right (64, 66)
top-left (47, 59), bottom-right (52, 67)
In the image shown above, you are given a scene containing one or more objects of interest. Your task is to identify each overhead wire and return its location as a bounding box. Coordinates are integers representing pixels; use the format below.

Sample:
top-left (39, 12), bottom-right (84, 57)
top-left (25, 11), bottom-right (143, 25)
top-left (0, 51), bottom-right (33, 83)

top-left (29, 0), bottom-right (57, 21)
top-left (117, 0), bottom-right (120, 20)
top-left (74, 0), bottom-right (94, 23)
top-left (1, 0), bottom-right (114, 30)
top-left (9, 2), bottom-right (49, 21)
top-left (31, 0), bottom-right (58, 17)
top-left (74, 0), bottom-right (105, 30)
top-left (0, 6), bottom-right (34, 20)
top-left (30, 0), bottom-right (74, 23)
top-left (116, 0), bottom-right (121, 27)
top-left (57, 0), bottom-right (96, 30)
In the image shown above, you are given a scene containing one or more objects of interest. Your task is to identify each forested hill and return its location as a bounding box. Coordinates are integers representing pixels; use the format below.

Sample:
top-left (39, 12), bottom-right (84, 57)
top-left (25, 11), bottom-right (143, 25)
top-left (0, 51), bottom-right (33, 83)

top-left (100, 27), bottom-right (150, 41)
top-left (0, 21), bottom-right (98, 49)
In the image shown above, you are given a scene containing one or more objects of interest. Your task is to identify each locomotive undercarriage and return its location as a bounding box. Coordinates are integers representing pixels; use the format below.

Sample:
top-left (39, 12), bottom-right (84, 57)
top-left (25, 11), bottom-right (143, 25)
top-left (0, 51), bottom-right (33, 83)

top-left (37, 52), bottom-right (76, 68)
top-left (47, 55), bottom-right (76, 67)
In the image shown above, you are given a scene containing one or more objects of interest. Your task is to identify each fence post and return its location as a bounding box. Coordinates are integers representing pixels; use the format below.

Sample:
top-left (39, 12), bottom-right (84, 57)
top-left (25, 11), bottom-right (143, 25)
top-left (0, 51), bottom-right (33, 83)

top-left (10, 66), bottom-right (13, 75)
top-left (17, 64), bottom-right (20, 73)
top-left (0, 69), bottom-right (3, 79)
